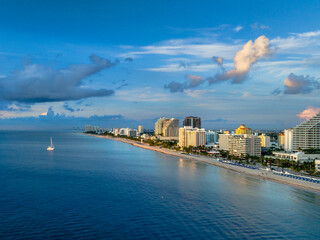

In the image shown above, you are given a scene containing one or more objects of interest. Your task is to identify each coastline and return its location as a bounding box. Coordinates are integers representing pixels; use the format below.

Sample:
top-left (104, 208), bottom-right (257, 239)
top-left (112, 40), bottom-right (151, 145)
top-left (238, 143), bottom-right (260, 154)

top-left (80, 133), bottom-right (320, 193)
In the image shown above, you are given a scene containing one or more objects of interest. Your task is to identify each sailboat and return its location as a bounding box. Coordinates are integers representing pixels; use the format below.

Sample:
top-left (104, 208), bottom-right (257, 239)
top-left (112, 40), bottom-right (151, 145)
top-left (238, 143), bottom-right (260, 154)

top-left (47, 137), bottom-right (55, 151)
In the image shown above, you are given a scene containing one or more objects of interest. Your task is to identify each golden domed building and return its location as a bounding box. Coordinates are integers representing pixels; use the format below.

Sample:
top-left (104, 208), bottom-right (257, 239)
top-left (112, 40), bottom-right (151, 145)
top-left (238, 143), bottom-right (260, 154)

top-left (235, 124), bottom-right (253, 135)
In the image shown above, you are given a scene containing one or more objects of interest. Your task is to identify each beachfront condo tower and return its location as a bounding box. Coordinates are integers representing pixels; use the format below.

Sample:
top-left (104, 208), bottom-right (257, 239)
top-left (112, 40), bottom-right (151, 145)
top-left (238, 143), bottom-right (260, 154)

top-left (155, 117), bottom-right (169, 135)
top-left (183, 116), bottom-right (201, 129)
top-left (179, 127), bottom-right (206, 148)
top-left (293, 113), bottom-right (320, 150)
top-left (162, 118), bottom-right (180, 137)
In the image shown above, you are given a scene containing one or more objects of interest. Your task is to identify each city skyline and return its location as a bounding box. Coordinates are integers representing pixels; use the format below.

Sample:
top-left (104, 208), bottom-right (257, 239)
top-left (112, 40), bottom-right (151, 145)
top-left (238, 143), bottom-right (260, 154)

top-left (1, 0), bottom-right (320, 130)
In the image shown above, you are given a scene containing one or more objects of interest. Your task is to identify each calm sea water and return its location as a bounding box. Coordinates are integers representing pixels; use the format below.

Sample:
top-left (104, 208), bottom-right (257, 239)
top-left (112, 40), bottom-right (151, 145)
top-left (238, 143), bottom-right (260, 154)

top-left (0, 131), bottom-right (319, 239)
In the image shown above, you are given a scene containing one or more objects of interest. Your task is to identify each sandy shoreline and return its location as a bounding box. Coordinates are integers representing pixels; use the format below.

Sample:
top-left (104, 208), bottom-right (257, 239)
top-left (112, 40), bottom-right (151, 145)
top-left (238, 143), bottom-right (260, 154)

top-left (80, 133), bottom-right (320, 193)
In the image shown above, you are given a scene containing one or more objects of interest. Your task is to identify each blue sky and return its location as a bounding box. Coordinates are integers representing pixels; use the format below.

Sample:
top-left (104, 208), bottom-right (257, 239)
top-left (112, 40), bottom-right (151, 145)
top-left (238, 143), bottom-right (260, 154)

top-left (1, 0), bottom-right (320, 130)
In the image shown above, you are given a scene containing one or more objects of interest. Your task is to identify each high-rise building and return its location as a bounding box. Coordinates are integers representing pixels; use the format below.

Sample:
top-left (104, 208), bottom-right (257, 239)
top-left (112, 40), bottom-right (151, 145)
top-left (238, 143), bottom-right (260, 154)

top-left (138, 125), bottom-right (144, 134)
top-left (293, 113), bottom-right (320, 150)
top-left (235, 124), bottom-right (253, 135)
top-left (284, 128), bottom-right (293, 152)
top-left (179, 127), bottom-right (206, 148)
top-left (259, 134), bottom-right (270, 148)
top-left (206, 131), bottom-right (219, 145)
top-left (183, 116), bottom-right (201, 128)
top-left (219, 134), bottom-right (261, 157)
top-left (219, 134), bottom-right (230, 151)
top-left (162, 118), bottom-right (179, 137)
top-left (278, 133), bottom-right (285, 148)
top-left (155, 117), bottom-right (169, 135)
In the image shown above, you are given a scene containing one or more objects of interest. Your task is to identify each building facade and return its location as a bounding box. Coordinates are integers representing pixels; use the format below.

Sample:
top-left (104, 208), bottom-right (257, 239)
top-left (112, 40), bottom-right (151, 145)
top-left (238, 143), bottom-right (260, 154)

top-left (259, 134), bottom-right (270, 148)
top-left (284, 128), bottom-right (293, 152)
top-left (278, 133), bottom-right (285, 148)
top-left (235, 124), bottom-right (253, 135)
top-left (272, 152), bottom-right (320, 162)
top-left (183, 116), bottom-right (201, 129)
top-left (179, 127), bottom-right (206, 148)
top-left (206, 131), bottom-right (219, 145)
top-left (316, 160), bottom-right (320, 172)
top-left (293, 114), bottom-right (320, 150)
top-left (154, 117), bottom-right (169, 135)
top-left (219, 134), bottom-right (261, 157)
top-left (162, 118), bottom-right (179, 137)
top-left (138, 125), bottom-right (144, 134)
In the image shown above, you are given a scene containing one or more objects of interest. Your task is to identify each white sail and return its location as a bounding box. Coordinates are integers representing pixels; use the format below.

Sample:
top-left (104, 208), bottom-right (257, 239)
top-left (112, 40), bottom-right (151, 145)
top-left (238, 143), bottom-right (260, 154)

top-left (47, 137), bottom-right (55, 151)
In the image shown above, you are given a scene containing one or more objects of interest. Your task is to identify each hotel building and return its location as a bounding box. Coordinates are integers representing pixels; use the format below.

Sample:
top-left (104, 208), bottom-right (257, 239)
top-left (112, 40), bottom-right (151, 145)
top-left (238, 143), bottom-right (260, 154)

top-left (154, 117), bottom-right (169, 135)
top-left (219, 134), bottom-right (261, 157)
top-left (162, 118), bottom-right (180, 137)
top-left (179, 127), bottom-right (206, 148)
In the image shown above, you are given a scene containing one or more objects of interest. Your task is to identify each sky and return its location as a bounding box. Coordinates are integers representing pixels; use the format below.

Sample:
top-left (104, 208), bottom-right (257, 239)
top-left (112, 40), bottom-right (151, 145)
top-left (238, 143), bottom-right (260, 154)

top-left (1, 0), bottom-right (320, 130)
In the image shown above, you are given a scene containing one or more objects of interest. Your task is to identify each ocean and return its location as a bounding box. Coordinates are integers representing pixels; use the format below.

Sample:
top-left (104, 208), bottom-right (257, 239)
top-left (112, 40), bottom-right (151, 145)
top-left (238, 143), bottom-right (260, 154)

top-left (0, 131), bottom-right (319, 239)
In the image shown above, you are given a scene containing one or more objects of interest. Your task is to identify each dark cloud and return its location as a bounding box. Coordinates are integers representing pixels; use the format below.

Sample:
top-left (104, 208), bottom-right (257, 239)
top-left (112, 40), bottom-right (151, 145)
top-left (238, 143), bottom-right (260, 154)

top-left (0, 54), bottom-right (118, 103)
top-left (164, 81), bottom-right (184, 93)
top-left (0, 101), bottom-right (32, 112)
top-left (284, 73), bottom-right (320, 94)
top-left (116, 83), bottom-right (128, 90)
top-left (63, 103), bottom-right (75, 112)
top-left (0, 107), bottom-right (139, 130)
top-left (178, 61), bottom-right (200, 69)
top-left (164, 75), bottom-right (204, 93)
top-left (124, 57), bottom-right (133, 62)
top-left (271, 88), bottom-right (282, 95)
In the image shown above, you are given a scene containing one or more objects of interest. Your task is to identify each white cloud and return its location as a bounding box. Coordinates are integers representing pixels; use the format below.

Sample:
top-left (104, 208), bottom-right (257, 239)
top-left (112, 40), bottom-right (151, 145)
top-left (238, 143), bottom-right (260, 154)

top-left (234, 26), bottom-right (243, 32)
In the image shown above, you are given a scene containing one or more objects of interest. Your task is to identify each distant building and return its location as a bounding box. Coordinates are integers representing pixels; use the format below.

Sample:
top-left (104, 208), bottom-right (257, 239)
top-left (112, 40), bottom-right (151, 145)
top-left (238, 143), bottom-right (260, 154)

top-left (162, 118), bottom-right (179, 137)
top-left (85, 125), bottom-right (95, 132)
top-left (183, 116), bottom-right (201, 129)
top-left (85, 125), bottom-right (106, 134)
top-left (219, 134), bottom-right (230, 151)
top-left (316, 160), bottom-right (320, 172)
top-left (278, 133), bottom-right (285, 148)
top-left (138, 125), bottom-right (144, 134)
top-left (206, 131), bottom-right (219, 145)
top-left (259, 134), bottom-right (270, 148)
top-left (155, 117), bottom-right (169, 135)
top-left (235, 124), bottom-right (253, 135)
top-left (179, 127), bottom-right (206, 148)
top-left (293, 113), bottom-right (320, 150)
top-left (219, 134), bottom-right (261, 157)
top-left (272, 152), bottom-right (320, 162)
top-left (284, 128), bottom-right (293, 152)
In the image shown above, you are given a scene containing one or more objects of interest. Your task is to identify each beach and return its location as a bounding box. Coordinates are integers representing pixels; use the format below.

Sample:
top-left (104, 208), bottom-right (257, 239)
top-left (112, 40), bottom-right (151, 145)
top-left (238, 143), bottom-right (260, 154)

top-left (81, 133), bottom-right (320, 193)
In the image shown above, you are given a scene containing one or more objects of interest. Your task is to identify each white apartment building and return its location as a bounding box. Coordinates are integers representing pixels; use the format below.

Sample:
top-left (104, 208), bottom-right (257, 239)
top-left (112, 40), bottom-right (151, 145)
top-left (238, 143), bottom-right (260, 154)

top-left (272, 152), bottom-right (320, 162)
top-left (219, 134), bottom-right (261, 157)
top-left (315, 160), bottom-right (320, 172)
top-left (179, 127), bottom-right (206, 148)
top-left (154, 117), bottom-right (169, 135)
top-left (162, 118), bottom-right (179, 137)
top-left (284, 128), bottom-right (293, 152)
top-left (293, 113), bottom-right (320, 150)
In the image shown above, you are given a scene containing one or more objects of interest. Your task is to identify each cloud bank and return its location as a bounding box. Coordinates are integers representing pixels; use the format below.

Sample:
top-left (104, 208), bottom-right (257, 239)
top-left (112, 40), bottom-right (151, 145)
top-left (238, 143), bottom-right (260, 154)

top-left (208, 35), bottom-right (271, 84)
top-left (164, 36), bottom-right (271, 93)
top-left (164, 74), bottom-right (204, 92)
top-left (297, 106), bottom-right (320, 120)
top-left (284, 73), bottom-right (320, 94)
top-left (0, 54), bottom-right (117, 103)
